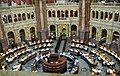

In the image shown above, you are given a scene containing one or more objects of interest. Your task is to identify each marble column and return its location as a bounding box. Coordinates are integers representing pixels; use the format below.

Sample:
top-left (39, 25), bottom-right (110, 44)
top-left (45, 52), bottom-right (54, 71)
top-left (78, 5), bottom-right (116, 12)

top-left (0, 13), bottom-right (8, 51)
top-left (106, 29), bottom-right (113, 44)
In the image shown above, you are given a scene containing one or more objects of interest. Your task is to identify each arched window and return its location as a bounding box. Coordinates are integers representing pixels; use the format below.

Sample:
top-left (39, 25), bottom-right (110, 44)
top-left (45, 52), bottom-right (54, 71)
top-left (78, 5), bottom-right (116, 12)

top-left (105, 12), bottom-right (108, 20)
top-left (14, 14), bottom-right (17, 22)
top-left (48, 11), bottom-right (52, 17)
top-left (70, 10), bottom-right (74, 17)
top-left (100, 11), bottom-right (103, 19)
top-left (30, 27), bottom-right (36, 42)
top-left (61, 10), bottom-right (65, 17)
top-left (27, 12), bottom-right (30, 19)
top-left (7, 31), bottom-right (15, 48)
top-left (2, 15), bottom-right (8, 23)
top-left (92, 11), bottom-right (95, 18)
top-left (18, 14), bottom-right (22, 21)
top-left (101, 29), bottom-right (107, 38)
top-left (57, 10), bottom-right (60, 17)
top-left (22, 13), bottom-right (26, 20)
top-left (109, 12), bottom-right (113, 20)
top-left (65, 10), bottom-right (68, 17)
top-left (92, 27), bottom-right (96, 38)
top-left (114, 13), bottom-right (119, 21)
top-left (71, 25), bottom-right (77, 36)
top-left (52, 11), bottom-right (56, 17)
top-left (74, 10), bottom-right (78, 17)
top-left (96, 11), bottom-right (99, 19)
top-left (19, 29), bottom-right (26, 42)
top-left (31, 12), bottom-right (35, 19)
top-left (50, 25), bottom-right (56, 39)
top-left (8, 15), bottom-right (12, 23)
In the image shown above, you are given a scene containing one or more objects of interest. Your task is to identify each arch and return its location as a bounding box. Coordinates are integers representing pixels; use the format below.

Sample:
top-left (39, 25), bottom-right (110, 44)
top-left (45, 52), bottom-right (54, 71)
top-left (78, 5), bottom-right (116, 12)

top-left (105, 12), bottom-right (108, 20)
top-left (50, 25), bottom-right (56, 39)
top-left (71, 25), bottom-right (77, 36)
top-left (30, 27), bottom-right (36, 42)
top-left (112, 31), bottom-right (120, 41)
top-left (18, 13), bottom-right (22, 21)
top-left (65, 10), bottom-right (68, 17)
top-left (114, 12), bottom-right (119, 21)
top-left (22, 13), bottom-right (26, 20)
top-left (48, 11), bottom-right (52, 17)
top-left (14, 14), bottom-right (17, 22)
top-left (109, 12), bottom-right (113, 20)
top-left (57, 10), bottom-right (60, 17)
top-left (52, 10), bottom-right (56, 17)
top-left (8, 15), bottom-right (12, 23)
top-left (92, 27), bottom-right (96, 38)
top-left (2, 15), bottom-right (8, 23)
top-left (70, 10), bottom-right (74, 17)
top-left (19, 29), bottom-right (26, 42)
top-left (27, 12), bottom-right (30, 19)
top-left (100, 11), bottom-right (103, 19)
top-left (61, 10), bottom-right (64, 17)
top-left (100, 29), bottom-right (107, 43)
top-left (74, 10), bottom-right (78, 17)
top-left (31, 12), bottom-right (35, 19)
top-left (92, 11), bottom-right (95, 18)
top-left (96, 11), bottom-right (99, 19)
top-left (7, 31), bottom-right (15, 48)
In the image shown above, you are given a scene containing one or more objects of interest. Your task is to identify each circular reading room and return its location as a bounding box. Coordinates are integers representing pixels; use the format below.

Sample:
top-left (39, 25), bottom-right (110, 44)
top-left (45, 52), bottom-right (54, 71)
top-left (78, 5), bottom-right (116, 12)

top-left (0, 0), bottom-right (120, 76)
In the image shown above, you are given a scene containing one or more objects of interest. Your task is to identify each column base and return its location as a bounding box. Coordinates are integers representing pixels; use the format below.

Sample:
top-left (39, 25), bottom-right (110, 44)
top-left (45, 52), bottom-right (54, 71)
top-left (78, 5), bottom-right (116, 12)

top-left (79, 30), bottom-right (89, 41)
top-left (0, 38), bottom-right (8, 52)
top-left (40, 29), bottom-right (48, 40)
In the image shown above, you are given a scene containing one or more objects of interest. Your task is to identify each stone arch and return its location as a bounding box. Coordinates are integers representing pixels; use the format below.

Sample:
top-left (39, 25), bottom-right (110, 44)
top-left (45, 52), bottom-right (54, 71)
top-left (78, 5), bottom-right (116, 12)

top-left (92, 27), bottom-right (96, 38)
top-left (50, 25), bottom-right (56, 39)
top-left (30, 27), bottom-right (36, 42)
top-left (7, 31), bottom-right (15, 48)
top-left (18, 13), bottom-right (22, 21)
top-left (100, 29), bottom-right (107, 43)
top-left (14, 14), bottom-right (17, 22)
top-left (114, 12), bottom-right (119, 21)
top-left (19, 29), bottom-right (26, 42)
top-left (52, 10), bottom-right (56, 17)
top-left (96, 11), bottom-right (99, 19)
top-left (65, 10), bottom-right (68, 17)
top-left (22, 13), bottom-right (26, 20)
top-left (48, 10), bottom-right (52, 17)
top-left (57, 10), bottom-right (60, 17)
top-left (92, 11), bottom-right (95, 18)
top-left (100, 11), bottom-right (104, 19)
top-left (8, 15), bottom-right (12, 23)
top-left (71, 25), bottom-right (77, 36)
top-left (74, 10), bottom-right (78, 17)
top-left (70, 10), bottom-right (74, 17)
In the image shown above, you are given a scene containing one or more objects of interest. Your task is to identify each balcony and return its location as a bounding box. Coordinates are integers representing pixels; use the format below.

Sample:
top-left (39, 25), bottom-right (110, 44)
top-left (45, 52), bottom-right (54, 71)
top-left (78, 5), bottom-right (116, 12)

top-left (47, 2), bottom-right (79, 6)
top-left (90, 18), bottom-right (120, 28)
top-left (0, 5), bottom-right (34, 10)
top-left (47, 17), bottom-right (79, 22)
top-left (3, 19), bottom-right (36, 30)
top-left (91, 3), bottom-right (120, 6)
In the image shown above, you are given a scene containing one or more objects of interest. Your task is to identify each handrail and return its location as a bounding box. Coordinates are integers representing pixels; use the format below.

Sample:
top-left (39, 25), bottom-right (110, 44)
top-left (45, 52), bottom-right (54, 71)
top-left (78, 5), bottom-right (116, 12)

top-left (91, 3), bottom-right (120, 6)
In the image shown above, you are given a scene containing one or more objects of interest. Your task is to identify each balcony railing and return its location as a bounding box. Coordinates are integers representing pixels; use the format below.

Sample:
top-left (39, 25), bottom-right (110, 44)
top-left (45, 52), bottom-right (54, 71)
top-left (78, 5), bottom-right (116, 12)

top-left (47, 2), bottom-right (79, 6)
top-left (0, 5), bottom-right (34, 9)
top-left (91, 3), bottom-right (120, 6)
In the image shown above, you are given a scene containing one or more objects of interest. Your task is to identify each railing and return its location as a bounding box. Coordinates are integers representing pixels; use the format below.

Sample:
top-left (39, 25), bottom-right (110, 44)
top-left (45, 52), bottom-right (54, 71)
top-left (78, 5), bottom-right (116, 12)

top-left (0, 5), bottom-right (34, 9)
top-left (91, 3), bottom-right (120, 6)
top-left (47, 2), bottom-right (79, 6)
